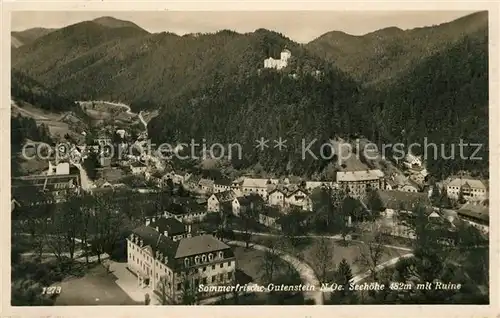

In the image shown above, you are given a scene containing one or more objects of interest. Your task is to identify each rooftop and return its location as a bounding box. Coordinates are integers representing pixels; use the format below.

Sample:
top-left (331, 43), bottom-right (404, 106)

top-left (242, 178), bottom-right (279, 189)
top-left (213, 190), bottom-right (236, 202)
top-left (175, 234), bottom-right (231, 258)
top-left (337, 169), bottom-right (384, 182)
top-left (448, 178), bottom-right (487, 190)
top-left (376, 190), bottom-right (430, 211)
top-left (149, 217), bottom-right (187, 236)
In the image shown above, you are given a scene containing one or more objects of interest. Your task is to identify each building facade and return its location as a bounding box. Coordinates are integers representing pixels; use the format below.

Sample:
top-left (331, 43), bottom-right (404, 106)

top-left (127, 217), bottom-right (236, 304)
top-left (263, 49), bottom-right (292, 70)
top-left (337, 170), bottom-right (385, 198)
top-left (446, 178), bottom-right (487, 202)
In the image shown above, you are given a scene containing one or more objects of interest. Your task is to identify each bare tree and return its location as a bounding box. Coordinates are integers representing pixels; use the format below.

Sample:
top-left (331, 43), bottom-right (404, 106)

top-left (356, 222), bottom-right (390, 281)
top-left (92, 191), bottom-right (125, 263)
top-left (156, 276), bottom-right (170, 305)
top-left (313, 236), bottom-right (333, 281)
top-left (262, 236), bottom-right (288, 282)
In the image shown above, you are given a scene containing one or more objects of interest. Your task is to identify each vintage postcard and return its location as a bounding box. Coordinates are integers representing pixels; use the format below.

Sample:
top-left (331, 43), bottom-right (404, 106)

top-left (2, 1), bottom-right (498, 318)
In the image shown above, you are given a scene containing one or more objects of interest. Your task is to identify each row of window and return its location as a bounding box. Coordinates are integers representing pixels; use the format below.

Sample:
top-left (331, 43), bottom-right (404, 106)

top-left (448, 186), bottom-right (486, 193)
top-left (176, 271), bottom-right (233, 291)
top-left (130, 254), bottom-right (172, 276)
top-left (184, 252), bottom-right (227, 267)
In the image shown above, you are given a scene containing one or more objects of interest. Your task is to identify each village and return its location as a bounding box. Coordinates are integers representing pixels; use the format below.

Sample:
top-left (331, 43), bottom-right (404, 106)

top-left (11, 120), bottom-right (490, 305)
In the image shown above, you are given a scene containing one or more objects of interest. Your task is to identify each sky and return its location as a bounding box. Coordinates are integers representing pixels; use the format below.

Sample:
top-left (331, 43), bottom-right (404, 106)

top-left (11, 11), bottom-right (478, 43)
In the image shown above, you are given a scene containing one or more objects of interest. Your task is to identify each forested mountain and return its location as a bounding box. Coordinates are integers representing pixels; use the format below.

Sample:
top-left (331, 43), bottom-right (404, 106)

top-left (148, 23), bottom-right (489, 179)
top-left (11, 27), bottom-right (56, 47)
top-left (306, 11), bottom-right (487, 86)
top-left (12, 19), bottom-right (329, 111)
top-left (148, 66), bottom-right (363, 176)
top-left (11, 70), bottom-right (79, 113)
top-left (367, 27), bottom-right (489, 179)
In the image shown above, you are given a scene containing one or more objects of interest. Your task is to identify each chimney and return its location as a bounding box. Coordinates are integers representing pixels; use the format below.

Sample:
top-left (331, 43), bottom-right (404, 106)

top-left (164, 230), bottom-right (169, 237)
top-left (145, 218), bottom-right (151, 226)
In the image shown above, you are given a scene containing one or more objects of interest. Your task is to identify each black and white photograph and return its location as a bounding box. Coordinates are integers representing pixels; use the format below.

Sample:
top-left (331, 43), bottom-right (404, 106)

top-left (7, 6), bottom-right (492, 310)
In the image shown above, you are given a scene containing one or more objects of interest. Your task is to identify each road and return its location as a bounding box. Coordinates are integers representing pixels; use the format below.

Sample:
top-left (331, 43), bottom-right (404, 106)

top-left (11, 100), bottom-right (48, 119)
top-left (227, 240), bottom-right (323, 305)
top-left (232, 230), bottom-right (413, 252)
top-left (73, 162), bottom-right (93, 191)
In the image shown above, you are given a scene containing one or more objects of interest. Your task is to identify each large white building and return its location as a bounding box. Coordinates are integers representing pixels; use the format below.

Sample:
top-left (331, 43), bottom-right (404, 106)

top-left (240, 178), bottom-right (279, 198)
top-left (446, 178), bottom-right (487, 203)
top-left (337, 169), bottom-right (385, 198)
top-left (127, 217), bottom-right (236, 304)
top-left (263, 49), bottom-right (292, 70)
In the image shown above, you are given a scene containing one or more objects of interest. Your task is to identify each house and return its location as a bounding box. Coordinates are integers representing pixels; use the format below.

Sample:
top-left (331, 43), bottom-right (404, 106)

top-left (457, 203), bottom-right (489, 234)
top-left (198, 178), bottom-right (215, 195)
top-left (385, 178), bottom-right (397, 191)
top-left (285, 189), bottom-right (313, 212)
top-left (231, 194), bottom-right (265, 217)
top-left (336, 169), bottom-right (385, 198)
top-left (207, 191), bottom-right (236, 213)
top-left (241, 178), bottom-right (279, 198)
top-left (409, 168), bottom-right (428, 185)
top-left (163, 199), bottom-right (207, 223)
top-left (446, 178), bottom-right (487, 203)
top-left (305, 181), bottom-right (335, 192)
top-left (400, 183), bottom-right (419, 193)
top-left (258, 207), bottom-right (283, 230)
top-left (263, 48), bottom-right (291, 70)
top-left (404, 153), bottom-right (422, 168)
top-left (376, 190), bottom-right (431, 216)
top-left (268, 188), bottom-right (286, 208)
top-left (213, 178), bottom-right (232, 193)
top-left (47, 161), bottom-right (70, 176)
top-left (11, 174), bottom-right (80, 205)
top-left (130, 161), bottom-right (148, 175)
top-left (127, 218), bottom-right (236, 304)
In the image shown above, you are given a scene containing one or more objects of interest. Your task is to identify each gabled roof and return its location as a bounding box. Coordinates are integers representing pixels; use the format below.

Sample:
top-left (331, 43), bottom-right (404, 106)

top-left (175, 234), bottom-right (231, 258)
top-left (235, 194), bottom-right (265, 206)
top-left (213, 190), bottom-right (236, 202)
top-left (337, 170), bottom-right (384, 182)
top-left (198, 178), bottom-right (214, 187)
top-left (457, 203), bottom-right (489, 223)
top-left (149, 217), bottom-right (187, 236)
top-left (448, 178), bottom-right (486, 190)
top-left (242, 178), bottom-right (278, 188)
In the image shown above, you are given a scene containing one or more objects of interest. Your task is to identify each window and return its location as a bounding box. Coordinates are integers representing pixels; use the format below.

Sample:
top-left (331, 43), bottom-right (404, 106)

top-left (184, 258), bottom-right (190, 267)
top-left (220, 263), bottom-right (223, 268)
top-left (177, 283), bottom-right (181, 291)
top-left (212, 275), bottom-right (217, 282)
top-left (227, 272), bottom-right (232, 279)
top-left (203, 267), bottom-right (206, 272)
top-left (218, 251), bottom-right (224, 259)
top-left (202, 255), bottom-right (207, 262)
top-left (202, 278), bottom-right (207, 284)
top-left (219, 274), bottom-right (224, 281)
top-left (208, 253), bottom-right (213, 261)
top-left (227, 261), bottom-right (231, 267)
top-left (212, 265), bottom-right (215, 270)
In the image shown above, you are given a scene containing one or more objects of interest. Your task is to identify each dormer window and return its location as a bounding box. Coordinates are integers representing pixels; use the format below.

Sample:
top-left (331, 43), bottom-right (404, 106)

top-left (208, 253), bottom-right (213, 261)
top-left (184, 258), bottom-right (190, 267)
top-left (195, 256), bottom-right (200, 264)
top-left (202, 254), bottom-right (207, 262)
top-left (218, 251), bottom-right (224, 259)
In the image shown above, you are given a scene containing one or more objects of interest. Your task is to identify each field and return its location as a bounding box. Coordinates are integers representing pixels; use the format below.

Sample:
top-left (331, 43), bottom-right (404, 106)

top-left (249, 235), bottom-right (409, 279)
top-left (53, 264), bottom-right (141, 305)
top-left (12, 101), bottom-right (86, 142)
